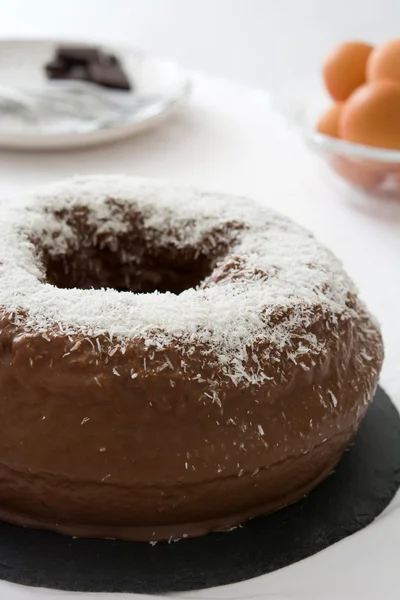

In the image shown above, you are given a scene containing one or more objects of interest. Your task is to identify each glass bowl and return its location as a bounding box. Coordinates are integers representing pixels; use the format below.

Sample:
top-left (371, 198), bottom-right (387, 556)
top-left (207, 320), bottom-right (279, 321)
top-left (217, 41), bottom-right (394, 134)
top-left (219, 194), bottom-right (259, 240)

top-left (274, 81), bottom-right (400, 199)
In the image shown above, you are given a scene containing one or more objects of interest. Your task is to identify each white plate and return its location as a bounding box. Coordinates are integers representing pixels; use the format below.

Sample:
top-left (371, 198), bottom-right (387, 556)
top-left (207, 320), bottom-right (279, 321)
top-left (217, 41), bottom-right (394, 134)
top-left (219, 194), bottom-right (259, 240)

top-left (0, 38), bottom-right (191, 150)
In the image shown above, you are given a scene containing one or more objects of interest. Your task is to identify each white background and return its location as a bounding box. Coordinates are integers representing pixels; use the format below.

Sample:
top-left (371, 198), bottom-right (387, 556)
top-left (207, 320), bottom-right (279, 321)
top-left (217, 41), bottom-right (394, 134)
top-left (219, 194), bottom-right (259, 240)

top-left (0, 0), bottom-right (399, 89)
top-left (0, 1), bottom-right (399, 599)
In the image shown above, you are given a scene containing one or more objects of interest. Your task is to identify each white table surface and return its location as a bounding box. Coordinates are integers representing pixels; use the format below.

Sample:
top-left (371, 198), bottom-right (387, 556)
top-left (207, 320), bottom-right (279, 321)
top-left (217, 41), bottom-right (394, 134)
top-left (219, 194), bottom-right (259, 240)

top-left (0, 2), bottom-right (399, 599)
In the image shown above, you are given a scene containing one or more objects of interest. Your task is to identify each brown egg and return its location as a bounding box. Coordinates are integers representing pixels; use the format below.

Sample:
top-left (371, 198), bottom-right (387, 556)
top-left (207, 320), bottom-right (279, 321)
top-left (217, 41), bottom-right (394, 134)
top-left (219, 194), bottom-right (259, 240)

top-left (330, 156), bottom-right (385, 189)
top-left (340, 80), bottom-right (400, 149)
top-left (323, 41), bottom-right (373, 101)
top-left (316, 103), bottom-right (343, 137)
top-left (367, 39), bottom-right (400, 83)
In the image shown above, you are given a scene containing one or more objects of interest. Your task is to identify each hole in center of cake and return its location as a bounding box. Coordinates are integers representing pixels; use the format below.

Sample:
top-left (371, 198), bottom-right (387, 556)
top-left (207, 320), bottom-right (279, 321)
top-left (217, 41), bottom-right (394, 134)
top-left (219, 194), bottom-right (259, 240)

top-left (44, 242), bottom-right (215, 294)
top-left (35, 201), bottom-right (235, 294)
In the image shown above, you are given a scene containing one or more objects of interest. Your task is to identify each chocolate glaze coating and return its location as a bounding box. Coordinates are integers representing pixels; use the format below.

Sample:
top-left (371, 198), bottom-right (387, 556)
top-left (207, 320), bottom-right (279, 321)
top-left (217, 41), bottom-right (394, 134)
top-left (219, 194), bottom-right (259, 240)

top-left (0, 177), bottom-right (383, 541)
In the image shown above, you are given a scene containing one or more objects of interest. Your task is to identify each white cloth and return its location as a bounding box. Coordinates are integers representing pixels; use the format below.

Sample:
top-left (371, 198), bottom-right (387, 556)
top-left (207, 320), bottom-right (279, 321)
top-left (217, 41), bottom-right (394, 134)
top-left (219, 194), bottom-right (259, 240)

top-left (0, 74), bottom-right (399, 600)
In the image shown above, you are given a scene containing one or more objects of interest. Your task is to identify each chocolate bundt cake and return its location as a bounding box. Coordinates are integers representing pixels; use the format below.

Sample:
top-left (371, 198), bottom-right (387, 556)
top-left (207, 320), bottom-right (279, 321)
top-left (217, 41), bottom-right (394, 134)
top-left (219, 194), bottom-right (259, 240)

top-left (0, 176), bottom-right (383, 541)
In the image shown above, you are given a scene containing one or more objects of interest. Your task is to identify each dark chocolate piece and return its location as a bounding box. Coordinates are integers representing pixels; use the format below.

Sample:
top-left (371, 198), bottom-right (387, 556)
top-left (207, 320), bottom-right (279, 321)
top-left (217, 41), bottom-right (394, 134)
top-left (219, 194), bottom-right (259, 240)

top-left (44, 45), bottom-right (132, 91)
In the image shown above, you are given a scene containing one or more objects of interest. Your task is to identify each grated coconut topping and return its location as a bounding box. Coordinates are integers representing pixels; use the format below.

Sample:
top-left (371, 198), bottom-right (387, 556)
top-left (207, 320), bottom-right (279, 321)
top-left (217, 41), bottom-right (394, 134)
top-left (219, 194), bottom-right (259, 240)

top-left (0, 175), bottom-right (359, 385)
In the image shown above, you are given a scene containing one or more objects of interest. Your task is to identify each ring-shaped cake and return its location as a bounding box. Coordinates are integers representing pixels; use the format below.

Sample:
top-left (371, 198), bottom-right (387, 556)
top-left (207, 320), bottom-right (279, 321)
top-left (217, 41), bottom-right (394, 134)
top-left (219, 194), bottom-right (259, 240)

top-left (0, 176), bottom-right (383, 541)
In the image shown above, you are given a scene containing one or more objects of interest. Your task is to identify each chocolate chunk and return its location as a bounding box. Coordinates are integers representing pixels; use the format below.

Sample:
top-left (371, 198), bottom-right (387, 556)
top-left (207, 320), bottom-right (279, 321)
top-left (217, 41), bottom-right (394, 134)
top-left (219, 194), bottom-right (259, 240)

top-left (45, 45), bottom-right (132, 91)
top-left (88, 63), bottom-right (132, 91)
